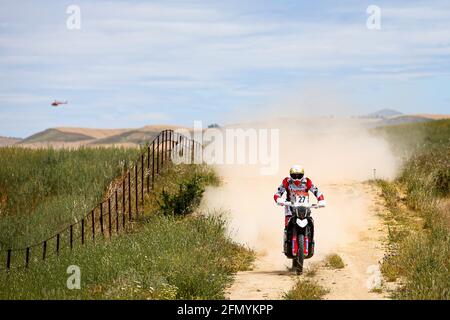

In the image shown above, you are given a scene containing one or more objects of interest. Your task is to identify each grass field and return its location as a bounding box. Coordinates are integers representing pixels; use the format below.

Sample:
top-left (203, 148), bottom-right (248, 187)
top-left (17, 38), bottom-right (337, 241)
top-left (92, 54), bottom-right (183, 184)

top-left (0, 147), bottom-right (254, 299)
top-left (374, 119), bottom-right (450, 299)
top-left (0, 147), bottom-right (141, 248)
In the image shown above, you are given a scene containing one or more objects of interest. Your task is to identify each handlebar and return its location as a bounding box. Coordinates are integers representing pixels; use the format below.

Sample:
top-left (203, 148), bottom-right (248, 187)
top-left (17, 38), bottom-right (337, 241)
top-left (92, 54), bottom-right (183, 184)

top-left (282, 201), bottom-right (321, 209)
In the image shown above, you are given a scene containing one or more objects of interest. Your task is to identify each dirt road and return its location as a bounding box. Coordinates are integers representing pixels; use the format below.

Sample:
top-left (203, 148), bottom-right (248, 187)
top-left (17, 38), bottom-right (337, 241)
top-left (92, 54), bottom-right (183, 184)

top-left (206, 180), bottom-right (389, 300)
top-left (201, 118), bottom-right (397, 300)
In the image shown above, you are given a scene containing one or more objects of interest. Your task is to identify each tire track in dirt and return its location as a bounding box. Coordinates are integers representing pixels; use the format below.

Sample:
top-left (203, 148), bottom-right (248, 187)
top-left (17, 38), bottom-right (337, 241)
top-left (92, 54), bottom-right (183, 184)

top-left (313, 183), bottom-right (389, 300)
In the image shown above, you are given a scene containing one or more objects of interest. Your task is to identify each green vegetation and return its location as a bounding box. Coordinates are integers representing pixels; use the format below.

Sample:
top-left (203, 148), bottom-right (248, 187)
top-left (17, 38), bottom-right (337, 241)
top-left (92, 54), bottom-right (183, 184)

top-left (283, 279), bottom-right (328, 300)
top-left (324, 253), bottom-right (345, 269)
top-left (0, 147), bottom-right (254, 299)
top-left (157, 175), bottom-right (210, 216)
top-left (304, 264), bottom-right (319, 278)
top-left (0, 147), bottom-right (141, 248)
top-left (0, 212), bottom-right (253, 299)
top-left (374, 119), bottom-right (450, 158)
top-left (374, 119), bottom-right (450, 300)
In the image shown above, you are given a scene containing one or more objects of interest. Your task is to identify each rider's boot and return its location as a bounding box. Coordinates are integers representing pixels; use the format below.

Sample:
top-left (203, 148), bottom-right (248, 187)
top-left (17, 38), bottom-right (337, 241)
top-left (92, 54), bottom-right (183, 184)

top-left (309, 240), bottom-right (315, 256)
top-left (306, 216), bottom-right (315, 258)
top-left (283, 229), bottom-right (289, 254)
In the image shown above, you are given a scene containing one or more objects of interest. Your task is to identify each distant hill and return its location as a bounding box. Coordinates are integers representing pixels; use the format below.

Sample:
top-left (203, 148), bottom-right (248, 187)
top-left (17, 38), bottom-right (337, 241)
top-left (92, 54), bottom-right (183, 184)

top-left (91, 125), bottom-right (182, 145)
top-left (378, 114), bottom-right (450, 126)
top-left (18, 125), bottom-right (187, 148)
top-left (54, 127), bottom-right (131, 139)
top-left (413, 114), bottom-right (450, 120)
top-left (381, 115), bottom-right (431, 125)
top-left (0, 136), bottom-right (22, 146)
top-left (364, 109), bottom-right (403, 119)
top-left (20, 128), bottom-right (95, 144)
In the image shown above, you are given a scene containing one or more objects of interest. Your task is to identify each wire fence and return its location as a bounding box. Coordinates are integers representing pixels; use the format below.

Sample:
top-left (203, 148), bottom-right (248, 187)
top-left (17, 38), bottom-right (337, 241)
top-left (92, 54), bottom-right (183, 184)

top-left (0, 129), bottom-right (202, 271)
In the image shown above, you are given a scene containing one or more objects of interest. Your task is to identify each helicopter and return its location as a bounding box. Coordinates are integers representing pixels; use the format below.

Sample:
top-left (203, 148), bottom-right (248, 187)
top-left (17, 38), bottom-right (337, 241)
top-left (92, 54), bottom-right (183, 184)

top-left (51, 100), bottom-right (68, 107)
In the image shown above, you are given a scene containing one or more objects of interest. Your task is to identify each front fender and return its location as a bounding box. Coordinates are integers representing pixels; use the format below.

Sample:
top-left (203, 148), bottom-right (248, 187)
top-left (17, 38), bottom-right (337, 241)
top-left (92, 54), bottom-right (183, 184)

top-left (296, 218), bottom-right (308, 228)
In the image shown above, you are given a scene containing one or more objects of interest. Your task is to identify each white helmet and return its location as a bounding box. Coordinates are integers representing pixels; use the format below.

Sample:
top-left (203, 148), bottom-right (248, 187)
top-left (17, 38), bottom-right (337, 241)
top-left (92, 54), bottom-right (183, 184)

top-left (289, 165), bottom-right (305, 180)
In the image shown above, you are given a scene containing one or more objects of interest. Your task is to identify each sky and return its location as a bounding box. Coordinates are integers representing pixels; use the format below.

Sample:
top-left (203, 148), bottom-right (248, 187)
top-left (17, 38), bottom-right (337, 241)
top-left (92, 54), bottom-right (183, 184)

top-left (0, 0), bottom-right (449, 137)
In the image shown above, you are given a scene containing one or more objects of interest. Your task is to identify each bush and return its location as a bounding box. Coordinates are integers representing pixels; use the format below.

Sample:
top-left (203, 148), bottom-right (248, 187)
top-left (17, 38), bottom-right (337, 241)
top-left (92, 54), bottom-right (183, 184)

top-left (324, 253), bottom-right (345, 269)
top-left (283, 279), bottom-right (328, 300)
top-left (157, 175), bottom-right (205, 216)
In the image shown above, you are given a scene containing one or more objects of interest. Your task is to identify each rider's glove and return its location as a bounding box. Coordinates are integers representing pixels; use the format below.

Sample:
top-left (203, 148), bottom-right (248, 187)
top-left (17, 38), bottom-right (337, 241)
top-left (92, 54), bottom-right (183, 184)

top-left (276, 197), bottom-right (285, 206)
top-left (318, 200), bottom-right (326, 208)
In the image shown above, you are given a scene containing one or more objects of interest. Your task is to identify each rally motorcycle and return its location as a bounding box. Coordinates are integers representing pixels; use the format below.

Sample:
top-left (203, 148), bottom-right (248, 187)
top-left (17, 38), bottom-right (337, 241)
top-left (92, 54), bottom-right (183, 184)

top-left (282, 194), bottom-right (321, 275)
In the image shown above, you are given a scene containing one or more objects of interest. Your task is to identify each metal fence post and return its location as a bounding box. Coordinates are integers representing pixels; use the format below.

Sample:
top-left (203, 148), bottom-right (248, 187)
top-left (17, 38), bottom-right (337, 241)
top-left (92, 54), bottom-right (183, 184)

top-left (122, 178), bottom-right (126, 228)
top-left (141, 154), bottom-right (144, 204)
top-left (56, 233), bottom-right (60, 254)
top-left (6, 249), bottom-right (11, 270)
top-left (100, 202), bottom-right (104, 236)
top-left (25, 247), bottom-right (30, 268)
top-left (108, 197), bottom-right (112, 237)
top-left (152, 140), bottom-right (155, 189)
top-left (163, 130), bottom-right (167, 164)
top-left (135, 165), bottom-right (138, 216)
top-left (128, 171), bottom-right (131, 220)
top-left (167, 130), bottom-right (171, 162)
top-left (156, 135), bottom-right (160, 174)
top-left (81, 219), bottom-right (85, 245)
top-left (161, 131), bottom-right (165, 165)
top-left (91, 210), bottom-right (95, 241)
top-left (147, 145), bottom-right (150, 193)
top-left (70, 225), bottom-right (73, 250)
top-left (191, 139), bottom-right (195, 164)
top-left (42, 241), bottom-right (47, 260)
top-left (115, 190), bottom-right (119, 233)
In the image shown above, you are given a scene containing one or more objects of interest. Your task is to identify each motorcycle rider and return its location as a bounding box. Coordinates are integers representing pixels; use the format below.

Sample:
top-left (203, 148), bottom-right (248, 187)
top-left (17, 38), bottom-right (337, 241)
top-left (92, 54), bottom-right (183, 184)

top-left (273, 165), bottom-right (326, 255)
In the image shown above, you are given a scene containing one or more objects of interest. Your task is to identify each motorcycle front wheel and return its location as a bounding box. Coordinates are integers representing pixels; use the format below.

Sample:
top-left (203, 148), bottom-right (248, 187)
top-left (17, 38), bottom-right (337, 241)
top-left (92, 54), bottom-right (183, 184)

top-left (293, 234), bottom-right (305, 275)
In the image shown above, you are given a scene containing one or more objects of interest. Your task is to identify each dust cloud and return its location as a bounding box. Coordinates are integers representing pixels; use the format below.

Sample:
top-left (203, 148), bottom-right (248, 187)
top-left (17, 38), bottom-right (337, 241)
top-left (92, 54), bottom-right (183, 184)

top-left (201, 100), bottom-right (399, 269)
